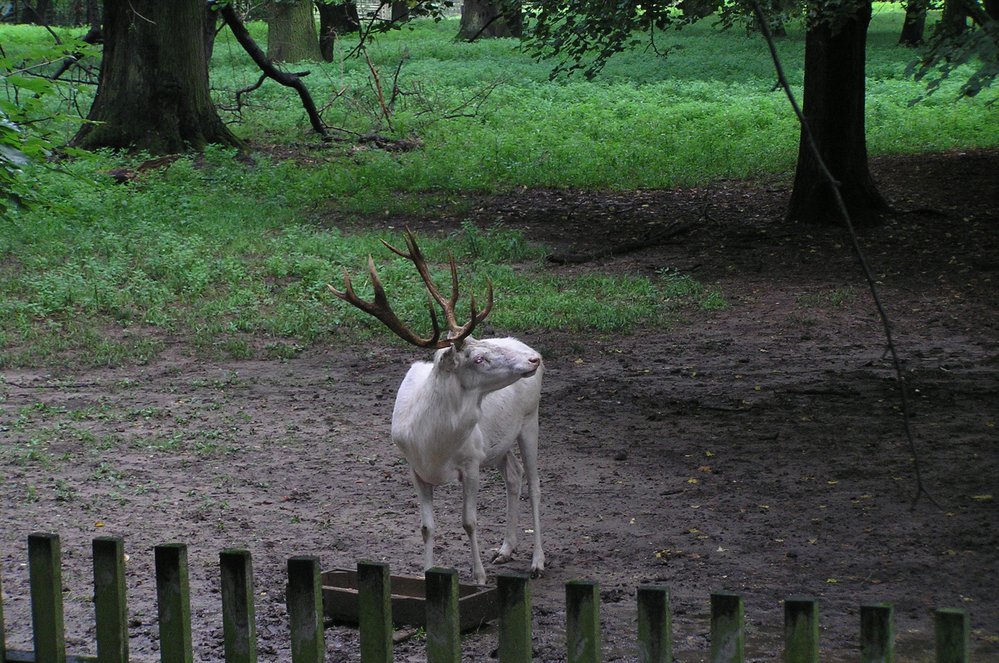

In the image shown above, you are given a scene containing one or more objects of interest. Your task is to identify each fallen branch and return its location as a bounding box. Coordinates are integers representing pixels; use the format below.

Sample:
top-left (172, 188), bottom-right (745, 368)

top-left (547, 216), bottom-right (702, 264)
top-left (217, 3), bottom-right (329, 139)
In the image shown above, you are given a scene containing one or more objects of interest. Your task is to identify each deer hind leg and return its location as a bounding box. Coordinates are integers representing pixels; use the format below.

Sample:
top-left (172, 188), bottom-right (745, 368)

top-left (518, 412), bottom-right (545, 578)
top-left (411, 469), bottom-right (436, 572)
top-left (492, 450), bottom-right (524, 565)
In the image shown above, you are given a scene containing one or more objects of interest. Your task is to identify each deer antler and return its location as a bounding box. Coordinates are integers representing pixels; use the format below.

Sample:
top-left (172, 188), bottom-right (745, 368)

top-left (328, 228), bottom-right (493, 349)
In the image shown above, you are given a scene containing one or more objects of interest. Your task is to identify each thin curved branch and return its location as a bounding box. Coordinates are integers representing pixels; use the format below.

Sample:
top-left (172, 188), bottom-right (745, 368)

top-left (747, 0), bottom-right (939, 509)
top-left (217, 2), bottom-right (329, 138)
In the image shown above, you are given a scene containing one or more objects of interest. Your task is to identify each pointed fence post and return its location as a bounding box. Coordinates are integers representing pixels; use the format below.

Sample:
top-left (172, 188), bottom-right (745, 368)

top-left (93, 537), bottom-right (129, 663)
top-left (358, 561), bottom-right (393, 663)
top-left (155, 543), bottom-right (193, 663)
top-left (220, 549), bottom-right (257, 663)
top-left (566, 580), bottom-right (601, 663)
top-left (637, 585), bottom-right (672, 663)
top-left (28, 532), bottom-right (66, 663)
top-left (0, 566), bottom-right (5, 663)
top-left (710, 592), bottom-right (744, 663)
top-left (860, 603), bottom-right (893, 663)
top-left (497, 571), bottom-right (532, 663)
top-left (287, 555), bottom-right (324, 663)
top-left (784, 598), bottom-right (818, 663)
top-left (935, 608), bottom-right (969, 663)
top-left (425, 568), bottom-right (461, 663)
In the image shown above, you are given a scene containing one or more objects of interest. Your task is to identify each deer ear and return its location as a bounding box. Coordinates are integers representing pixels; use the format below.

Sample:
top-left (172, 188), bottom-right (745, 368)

top-left (436, 344), bottom-right (460, 371)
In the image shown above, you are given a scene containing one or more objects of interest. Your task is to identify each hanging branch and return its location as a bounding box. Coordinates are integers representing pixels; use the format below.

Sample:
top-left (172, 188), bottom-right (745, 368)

top-left (747, 0), bottom-right (938, 509)
top-left (216, 3), bottom-right (329, 139)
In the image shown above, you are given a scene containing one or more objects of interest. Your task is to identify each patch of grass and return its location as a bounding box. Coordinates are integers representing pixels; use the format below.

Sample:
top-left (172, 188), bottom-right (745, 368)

top-left (3, 7), bottom-right (994, 365)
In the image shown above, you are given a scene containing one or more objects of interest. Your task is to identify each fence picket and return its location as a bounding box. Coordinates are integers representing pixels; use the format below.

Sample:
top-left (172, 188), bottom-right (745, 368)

top-left (220, 549), bottom-right (257, 663)
top-left (710, 592), bottom-right (744, 663)
top-left (860, 603), bottom-right (894, 663)
top-left (1, 564), bottom-right (7, 663)
top-left (424, 568), bottom-right (460, 663)
top-left (784, 598), bottom-right (819, 663)
top-left (357, 561), bottom-right (392, 663)
top-left (28, 532), bottom-right (66, 663)
top-left (935, 608), bottom-right (969, 663)
top-left (155, 543), bottom-right (193, 663)
top-left (497, 572), bottom-right (532, 663)
top-left (286, 556), bottom-right (324, 663)
top-left (1, 534), bottom-right (979, 663)
top-left (636, 585), bottom-right (671, 663)
top-left (92, 537), bottom-right (128, 663)
top-left (566, 579), bottom-right (601, 663)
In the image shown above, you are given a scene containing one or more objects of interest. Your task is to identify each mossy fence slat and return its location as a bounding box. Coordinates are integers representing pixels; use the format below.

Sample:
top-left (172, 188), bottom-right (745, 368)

top-left (1, 533), bottom-right (972, 663)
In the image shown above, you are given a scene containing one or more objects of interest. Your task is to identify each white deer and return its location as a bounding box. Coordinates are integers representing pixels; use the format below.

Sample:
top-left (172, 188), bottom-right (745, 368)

top-left (328, 229), bottom-right (545, 585)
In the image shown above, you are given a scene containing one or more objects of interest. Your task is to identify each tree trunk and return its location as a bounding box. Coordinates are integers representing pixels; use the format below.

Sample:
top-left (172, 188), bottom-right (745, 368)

top-left (267, 0), bottom-right (322, 62)
top-left (898, 0), bottom-right (927, 46)
top-left (458, 0), bottom-right (522, 39)
top-left (205, 4), bottom-right (220, 63)
top-left (679, 0), bottom-right (716, 20)
top-left (72, 0), bottom-right (241, 154)
top-left (786, 0), bottom-right (889, 226)
top-left (18, 0), bottom-right (53, 23)
top-left (390, 1), bottom-right (409, 23)
top-left (317, 0), bottom-right (359, 62)
top-left (86, 0), bottom-right (101, 33)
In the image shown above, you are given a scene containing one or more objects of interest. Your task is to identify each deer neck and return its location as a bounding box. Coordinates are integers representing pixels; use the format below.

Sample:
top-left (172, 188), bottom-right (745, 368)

top-left (420, 365), bottom-right (483, 440)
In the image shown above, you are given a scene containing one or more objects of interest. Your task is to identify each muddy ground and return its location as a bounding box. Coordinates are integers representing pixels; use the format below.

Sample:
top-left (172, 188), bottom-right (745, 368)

top-left (1, 149), bottom-right (997, 661)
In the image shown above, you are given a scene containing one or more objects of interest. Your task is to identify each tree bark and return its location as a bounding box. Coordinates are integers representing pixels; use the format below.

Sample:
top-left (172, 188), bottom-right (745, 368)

top-left (205, 3), bottom-right (220, 63)
top-left (786, 0), bottom-right (889, 226)
top-left (267, 0), bottom-right (322, 62)
top-left (390, 1), bottom-right (410, 23)
top-left (941, 0), bottom-right (970, 35)
top-left (72, 0), bottom-right (241, 154)
top-left (457, 0), bottom-right (522, 40)
top-left (898, 0), bottom-right (927, 46)
top-left (317, 0), bottom-right (359, 62)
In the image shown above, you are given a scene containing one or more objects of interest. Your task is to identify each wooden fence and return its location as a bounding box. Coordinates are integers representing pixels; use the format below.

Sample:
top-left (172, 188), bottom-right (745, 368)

top-left (1, 533), bottom-right (972, 663)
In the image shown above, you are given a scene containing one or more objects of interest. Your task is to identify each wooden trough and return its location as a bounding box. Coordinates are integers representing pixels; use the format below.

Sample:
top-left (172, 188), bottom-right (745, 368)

top-left (321, 569), bottom-right (498, 632)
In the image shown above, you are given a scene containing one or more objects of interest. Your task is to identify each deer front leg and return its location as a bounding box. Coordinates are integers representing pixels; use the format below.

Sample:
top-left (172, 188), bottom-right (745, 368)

top-left (492, 450), bottom-right (524, 565)
top-left (518, 413), bottom-right (545, 578)
top-left (459, 465), bottom-right (487, 585)
top-left (411, 470), bottom-right (436, 572)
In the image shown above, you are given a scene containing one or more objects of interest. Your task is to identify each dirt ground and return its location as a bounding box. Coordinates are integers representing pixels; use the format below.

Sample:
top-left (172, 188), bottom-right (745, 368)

top-left (1, 149), bottom-right (997, 662)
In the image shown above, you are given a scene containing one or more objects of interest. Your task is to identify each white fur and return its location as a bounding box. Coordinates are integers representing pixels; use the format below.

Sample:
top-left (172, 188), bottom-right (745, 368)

top-left (391, 336), bottom-right (544, 585)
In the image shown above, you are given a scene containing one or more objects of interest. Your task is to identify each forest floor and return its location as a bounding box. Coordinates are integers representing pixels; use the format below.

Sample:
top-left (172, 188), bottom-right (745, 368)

top-left (1, 149), bottom-right (997, 662)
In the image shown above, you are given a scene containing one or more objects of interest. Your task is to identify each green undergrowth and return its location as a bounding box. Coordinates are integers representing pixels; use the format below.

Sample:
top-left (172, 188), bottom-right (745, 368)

top-left (0, 150), bottom-right (725, 367)
top-left (2, 6), bottom-right (996, 366)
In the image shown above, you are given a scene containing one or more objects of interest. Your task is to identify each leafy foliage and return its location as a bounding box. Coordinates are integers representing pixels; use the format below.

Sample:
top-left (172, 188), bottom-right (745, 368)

top-left (908, 6), bottom-right (999, 101)
top-left (0, 34), bottom-right (96, 219)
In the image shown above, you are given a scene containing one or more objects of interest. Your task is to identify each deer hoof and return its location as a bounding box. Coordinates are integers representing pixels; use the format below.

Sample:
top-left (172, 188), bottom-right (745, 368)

top-left (491, 551), bottom-right (514, 565)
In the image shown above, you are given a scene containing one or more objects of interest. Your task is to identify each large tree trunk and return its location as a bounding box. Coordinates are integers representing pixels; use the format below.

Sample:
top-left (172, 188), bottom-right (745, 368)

top-left (940, 0), bottom-right (969, 36)
top-left (898, 0), bottom-right (927, 45)
top-left (457, 0), bottom-right (522, 40)
top-left (786, 0), bottom-right (889, 226)
top-left (267, 0), bottom-right (322, 62)
top-left (72, 0), bottom-right (240, 154)
top-left (205, 3), bottom-right (220, 63)
top-left (390, 2), bottom-right (409, 23)
top-left (18, 0), bottom-right (53, 23)
top-left (317, 0), bottom-right (359, 62)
